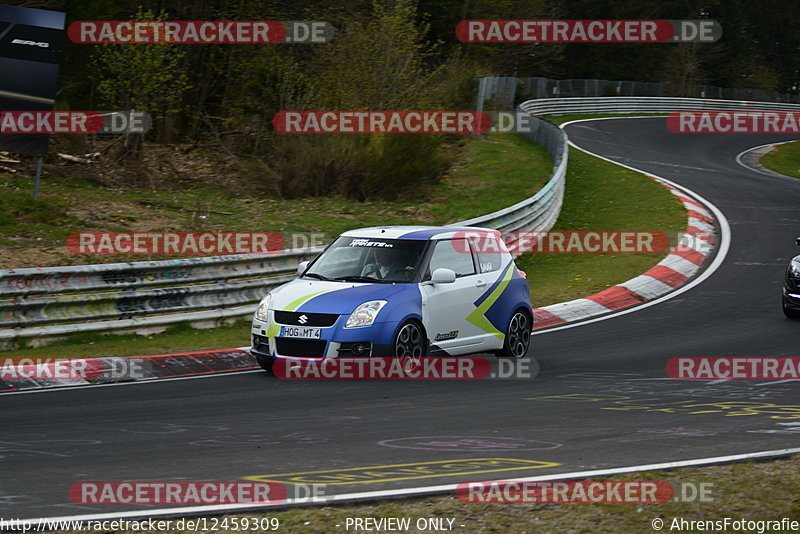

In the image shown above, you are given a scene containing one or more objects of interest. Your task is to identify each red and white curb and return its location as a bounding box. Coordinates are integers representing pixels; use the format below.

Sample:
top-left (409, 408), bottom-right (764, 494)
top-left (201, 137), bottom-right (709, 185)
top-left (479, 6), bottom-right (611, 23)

top-left (2, 117), bottom-right (727, 392)
top-left (533, 178), bottom-right (716, 329)
top-left (735, 140), bottom-right (798, 177)
top-left (533, 123), bottom-right (720, 329)
top-left (0, 349), bottom-right (257, 393)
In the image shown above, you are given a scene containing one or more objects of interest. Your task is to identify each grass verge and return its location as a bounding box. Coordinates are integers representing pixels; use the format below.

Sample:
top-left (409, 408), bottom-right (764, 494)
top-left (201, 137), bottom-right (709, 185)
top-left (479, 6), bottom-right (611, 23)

top-left (1, 134), bottom-right (551, 357)
top-left (2, 321), bottom-right (252, 360)
top-left (516, 144), bottom-right (686, 308)
top-left (0, 121), bottom-right (688, 357)
top-left (545, 113), bottom-right (667, 126)
top-left (0, 134), bottom-right (551, 269)
top-left (759, 140), bottom-right (800, 179)
top-left (517, 112), bottom-right (684, 307)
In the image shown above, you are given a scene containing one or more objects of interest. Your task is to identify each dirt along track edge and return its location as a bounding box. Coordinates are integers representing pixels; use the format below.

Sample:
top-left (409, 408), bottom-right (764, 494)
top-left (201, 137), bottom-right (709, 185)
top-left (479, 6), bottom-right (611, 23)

top-left (532, 116), bottom-right (731, 335)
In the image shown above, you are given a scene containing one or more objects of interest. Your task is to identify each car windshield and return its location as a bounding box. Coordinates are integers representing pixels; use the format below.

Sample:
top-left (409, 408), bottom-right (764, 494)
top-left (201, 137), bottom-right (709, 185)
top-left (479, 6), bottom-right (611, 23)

top-left (304, 236), bottom-right (427, 283)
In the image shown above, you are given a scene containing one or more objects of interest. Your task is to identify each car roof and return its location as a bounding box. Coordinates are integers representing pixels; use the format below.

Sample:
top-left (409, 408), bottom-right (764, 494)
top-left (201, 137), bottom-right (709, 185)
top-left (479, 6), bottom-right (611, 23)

top-left (339, 225), bottom-right (498, 241)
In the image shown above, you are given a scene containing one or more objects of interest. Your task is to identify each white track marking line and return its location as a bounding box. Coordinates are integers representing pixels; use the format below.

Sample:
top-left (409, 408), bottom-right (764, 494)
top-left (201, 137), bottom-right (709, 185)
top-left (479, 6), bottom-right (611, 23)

top-left (754, 379), bottom-right (797, 386)
top-left (7, 117), bottom-right (798, 523)
top-left (0, 369), bottom-right (264, 397)
top-left (735, 140), bottom-right (799, 177)
top-left (533, 116), bottom-right (731, 335)
top-left (19, 446), bottom-right (800, 524)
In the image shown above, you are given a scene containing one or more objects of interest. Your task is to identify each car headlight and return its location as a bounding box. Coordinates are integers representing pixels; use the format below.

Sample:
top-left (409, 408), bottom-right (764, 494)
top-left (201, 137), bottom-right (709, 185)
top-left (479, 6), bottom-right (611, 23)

top-left (790, 260), bottom-right (800, 278)
top-left (255, 293), bottom-right (272, 322)
top-left (345, 300), bottom-right (387, 328)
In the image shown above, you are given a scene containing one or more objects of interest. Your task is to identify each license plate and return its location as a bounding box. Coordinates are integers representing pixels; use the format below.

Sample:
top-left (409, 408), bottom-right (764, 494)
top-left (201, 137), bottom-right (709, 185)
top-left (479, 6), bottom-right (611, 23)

top-left (280, 326), bottom-right (322, 339)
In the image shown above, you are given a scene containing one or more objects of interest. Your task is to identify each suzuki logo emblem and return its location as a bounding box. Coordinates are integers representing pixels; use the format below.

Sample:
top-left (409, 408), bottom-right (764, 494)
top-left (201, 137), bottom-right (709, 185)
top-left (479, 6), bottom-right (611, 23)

top-left (298, 314), bottom-right (308, 324)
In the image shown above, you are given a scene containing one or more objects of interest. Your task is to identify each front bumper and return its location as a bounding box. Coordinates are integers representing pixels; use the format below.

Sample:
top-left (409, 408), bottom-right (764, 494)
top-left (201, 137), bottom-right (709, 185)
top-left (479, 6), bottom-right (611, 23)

top-left (251, 310), bottom-right (398, 360)
top-left (783, 284), bottom-right (800, 311)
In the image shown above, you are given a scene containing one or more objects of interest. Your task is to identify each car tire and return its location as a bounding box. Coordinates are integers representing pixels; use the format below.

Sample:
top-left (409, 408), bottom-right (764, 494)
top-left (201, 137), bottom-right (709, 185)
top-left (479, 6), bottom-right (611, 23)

top-left (783, 297), bottom-right (800, 319)
top-left (495, 309), bottom-right (532, 358)
top-left (394, 320), bottom-right (427, 372)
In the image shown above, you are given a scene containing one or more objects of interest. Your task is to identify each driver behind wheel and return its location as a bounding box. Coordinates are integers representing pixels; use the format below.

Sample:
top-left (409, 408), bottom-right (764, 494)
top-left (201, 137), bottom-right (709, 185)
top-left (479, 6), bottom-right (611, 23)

top-left (362, 247), bottom-right (415, 281)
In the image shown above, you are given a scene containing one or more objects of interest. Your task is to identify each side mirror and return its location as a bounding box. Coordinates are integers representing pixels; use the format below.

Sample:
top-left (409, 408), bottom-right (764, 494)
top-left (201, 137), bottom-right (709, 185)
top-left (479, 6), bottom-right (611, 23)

top-left (796, 237), bottom-right (800, 246)
top-left (430, 268), bottom-right (456, 284)
top-left (297, 260), bottom-right (310, 276)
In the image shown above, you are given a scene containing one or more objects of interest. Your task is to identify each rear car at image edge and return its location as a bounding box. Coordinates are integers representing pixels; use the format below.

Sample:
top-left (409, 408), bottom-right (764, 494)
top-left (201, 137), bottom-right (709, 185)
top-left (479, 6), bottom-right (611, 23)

top-left (782, 237), bottom-right (800, 318)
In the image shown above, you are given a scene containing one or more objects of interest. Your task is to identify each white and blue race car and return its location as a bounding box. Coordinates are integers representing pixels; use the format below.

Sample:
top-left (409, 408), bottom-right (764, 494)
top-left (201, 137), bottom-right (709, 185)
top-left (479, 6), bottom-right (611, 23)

top-left (250, 226), bottom-right (532, 372)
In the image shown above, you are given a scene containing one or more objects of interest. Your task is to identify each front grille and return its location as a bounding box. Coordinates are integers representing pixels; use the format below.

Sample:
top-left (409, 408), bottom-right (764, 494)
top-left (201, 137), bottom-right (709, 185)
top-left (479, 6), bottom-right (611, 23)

top-left (275, 337), bottom-right (327, 358)
top-left (274, 310), bottom-right (339, 327)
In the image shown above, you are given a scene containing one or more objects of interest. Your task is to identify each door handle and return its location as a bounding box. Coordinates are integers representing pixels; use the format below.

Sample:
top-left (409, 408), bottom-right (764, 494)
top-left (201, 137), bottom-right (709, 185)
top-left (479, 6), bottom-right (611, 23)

top-left (476, 279), bottom-right (487, 288)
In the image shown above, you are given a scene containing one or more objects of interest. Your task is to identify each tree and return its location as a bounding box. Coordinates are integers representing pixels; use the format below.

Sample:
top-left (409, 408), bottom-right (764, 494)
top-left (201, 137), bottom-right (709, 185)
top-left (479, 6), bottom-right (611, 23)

top-left (91, 8), bottom-right (191, 161)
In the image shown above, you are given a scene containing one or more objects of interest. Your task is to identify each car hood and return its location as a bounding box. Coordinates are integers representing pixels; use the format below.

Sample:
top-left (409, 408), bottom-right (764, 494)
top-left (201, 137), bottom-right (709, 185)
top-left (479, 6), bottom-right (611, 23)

top-left (270, 278), bottom-right (410, 315)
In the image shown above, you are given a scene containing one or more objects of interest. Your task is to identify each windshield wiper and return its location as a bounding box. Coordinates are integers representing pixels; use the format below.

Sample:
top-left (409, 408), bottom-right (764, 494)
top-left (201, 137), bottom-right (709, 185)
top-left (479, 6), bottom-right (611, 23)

top-left (336, 275), bottom-right (386, 283)
top-left (303, 272), bottom-right (334, 281)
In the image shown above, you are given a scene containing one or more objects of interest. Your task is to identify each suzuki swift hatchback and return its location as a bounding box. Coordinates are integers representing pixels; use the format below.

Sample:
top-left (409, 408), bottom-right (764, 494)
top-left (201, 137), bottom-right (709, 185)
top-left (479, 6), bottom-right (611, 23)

top-left (250, 226), bottom-right (532, 372)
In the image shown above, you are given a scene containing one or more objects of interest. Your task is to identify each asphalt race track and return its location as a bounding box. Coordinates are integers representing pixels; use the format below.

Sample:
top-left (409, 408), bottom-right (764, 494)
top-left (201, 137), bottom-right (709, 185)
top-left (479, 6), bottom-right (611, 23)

top-left (2, 117), bottom-right (799, 520)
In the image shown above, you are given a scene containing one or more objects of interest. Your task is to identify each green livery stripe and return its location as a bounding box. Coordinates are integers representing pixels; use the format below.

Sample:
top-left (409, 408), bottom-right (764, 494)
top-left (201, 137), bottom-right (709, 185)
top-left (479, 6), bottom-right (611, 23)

top-left (265, 322), bottom-right (281, 337)
top-left (266, 288), bottom-right (340, 339)
top-left (285, 289), bottom-right (338, 311)
top-left (466, 262), bottom-right (514, 340)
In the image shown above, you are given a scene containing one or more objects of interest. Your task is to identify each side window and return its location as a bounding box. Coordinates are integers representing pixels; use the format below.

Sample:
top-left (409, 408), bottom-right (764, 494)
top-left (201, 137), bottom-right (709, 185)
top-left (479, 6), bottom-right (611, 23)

top-left (471, 236), bottom-right (503, 273)
top-left (427, 239), bottom-right (476, 278)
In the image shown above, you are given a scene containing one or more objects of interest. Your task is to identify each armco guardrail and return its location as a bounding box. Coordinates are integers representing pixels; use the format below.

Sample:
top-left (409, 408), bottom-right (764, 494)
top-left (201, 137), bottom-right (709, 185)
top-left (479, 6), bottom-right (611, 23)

top-left (6, 95), bottom-right (793, 347)
top-left (455, 107), bottom-right (566, 234)
top-left (0, 107), bottom-right (567, 347)
top-left (0, 249), bottom-right (322, 345)
top-left (477, 76), bottom-right (800, 111)
top-left (519, 96), bottom-right (800, 116)
top-left (0, 250), bottom-right (320, 326)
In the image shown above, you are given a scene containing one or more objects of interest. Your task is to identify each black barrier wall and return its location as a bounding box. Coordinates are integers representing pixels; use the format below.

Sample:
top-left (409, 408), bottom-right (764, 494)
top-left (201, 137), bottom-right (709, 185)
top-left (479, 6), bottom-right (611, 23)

top-left (0, 3), bottom-right (65, 155)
